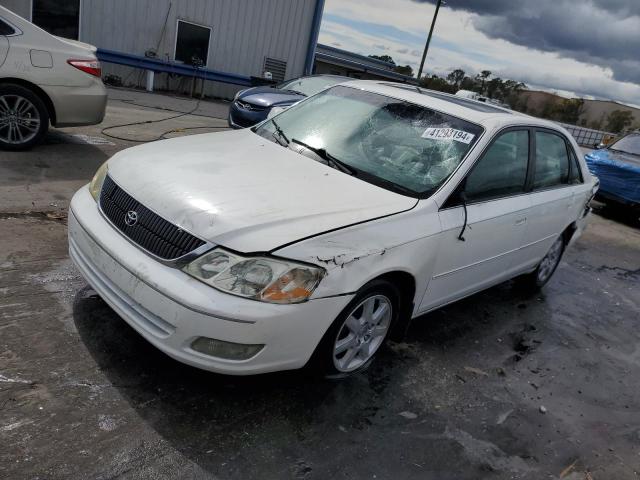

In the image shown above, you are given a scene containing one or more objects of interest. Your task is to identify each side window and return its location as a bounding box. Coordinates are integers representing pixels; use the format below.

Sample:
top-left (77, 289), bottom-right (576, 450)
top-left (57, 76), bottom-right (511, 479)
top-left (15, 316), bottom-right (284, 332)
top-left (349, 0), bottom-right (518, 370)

top-left (463, 130), bottom-right (529, 203)
top-left (534, 131), bottom-right (570, 189)
top-left (568, 147), bottom-right (584, 184)
top-left (0, 19), bottom-right (15, 36)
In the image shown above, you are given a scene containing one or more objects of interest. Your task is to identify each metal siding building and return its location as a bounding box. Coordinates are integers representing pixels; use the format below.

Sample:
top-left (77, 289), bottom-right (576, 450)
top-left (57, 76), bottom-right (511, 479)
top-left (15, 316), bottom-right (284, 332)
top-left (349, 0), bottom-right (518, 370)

top-left (0, 0), bottom-right (322, 99)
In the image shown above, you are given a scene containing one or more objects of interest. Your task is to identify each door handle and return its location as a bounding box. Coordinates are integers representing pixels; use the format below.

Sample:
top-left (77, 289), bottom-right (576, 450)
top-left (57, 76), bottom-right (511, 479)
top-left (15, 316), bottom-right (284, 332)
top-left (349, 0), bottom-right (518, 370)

top-left (515, 217), bottom-right (527, 226)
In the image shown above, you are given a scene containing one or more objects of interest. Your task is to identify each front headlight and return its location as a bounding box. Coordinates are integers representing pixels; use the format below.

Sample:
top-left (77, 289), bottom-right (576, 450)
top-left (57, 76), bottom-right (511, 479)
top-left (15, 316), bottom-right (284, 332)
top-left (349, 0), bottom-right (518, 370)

top-left (183, 248), bottom-right (324, 304)
top-left (89, 161), bottom-right (108, 201)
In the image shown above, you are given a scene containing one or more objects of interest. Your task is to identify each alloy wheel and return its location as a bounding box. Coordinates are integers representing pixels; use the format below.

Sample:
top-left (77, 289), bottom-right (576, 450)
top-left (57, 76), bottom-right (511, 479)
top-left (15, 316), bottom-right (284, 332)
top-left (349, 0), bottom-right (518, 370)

top-left (0, 94), bottom-right (41, 145)
top-left (537, 236), bottom-right (563, 283)
top-left (333, 294), bottom-right (392, 373)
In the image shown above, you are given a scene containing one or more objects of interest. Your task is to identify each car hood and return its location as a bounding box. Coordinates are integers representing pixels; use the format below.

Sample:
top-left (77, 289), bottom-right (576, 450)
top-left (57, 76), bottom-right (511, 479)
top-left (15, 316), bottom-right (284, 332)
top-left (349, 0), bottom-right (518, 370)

top-left (106, 129), bottom-right (417, 252)
top-left (238, 86), bottom-right (304, 108)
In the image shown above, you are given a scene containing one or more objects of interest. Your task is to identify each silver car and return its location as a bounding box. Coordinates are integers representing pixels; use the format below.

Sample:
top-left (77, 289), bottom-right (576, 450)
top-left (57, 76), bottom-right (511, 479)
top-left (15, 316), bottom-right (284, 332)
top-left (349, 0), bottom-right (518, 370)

top-left (0, 6), bottom-right (107, 150)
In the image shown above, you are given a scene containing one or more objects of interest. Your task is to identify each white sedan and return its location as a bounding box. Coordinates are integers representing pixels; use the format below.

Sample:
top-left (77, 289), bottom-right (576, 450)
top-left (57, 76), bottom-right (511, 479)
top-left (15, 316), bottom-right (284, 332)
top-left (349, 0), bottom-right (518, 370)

top-left (0, 6), bottom-right (107, 150)
top-left (69, 81), bottom-right (597, 377)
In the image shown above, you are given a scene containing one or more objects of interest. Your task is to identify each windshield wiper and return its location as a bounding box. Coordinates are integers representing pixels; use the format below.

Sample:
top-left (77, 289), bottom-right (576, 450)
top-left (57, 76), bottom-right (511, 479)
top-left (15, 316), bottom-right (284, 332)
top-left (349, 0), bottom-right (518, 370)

top-left (271, 119), bottom-right (289, 146)
top-left (290, 138), bottom-right (356, 175)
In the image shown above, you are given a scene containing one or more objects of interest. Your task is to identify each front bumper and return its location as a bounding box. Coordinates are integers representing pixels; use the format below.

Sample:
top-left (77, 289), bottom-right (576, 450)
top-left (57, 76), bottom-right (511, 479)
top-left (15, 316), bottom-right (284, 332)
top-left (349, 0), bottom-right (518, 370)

top-left (227, 101), bottom-right (269, 128)
top-left (68, 186), bottom-right (353, 375)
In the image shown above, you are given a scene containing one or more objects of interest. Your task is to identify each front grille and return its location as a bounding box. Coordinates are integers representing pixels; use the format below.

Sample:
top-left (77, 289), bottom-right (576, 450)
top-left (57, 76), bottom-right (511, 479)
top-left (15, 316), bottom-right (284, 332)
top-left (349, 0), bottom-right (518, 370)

top-left (99, 176), bottom-right (206, 260)
top-left (236, 100), bottom-right (267, 112)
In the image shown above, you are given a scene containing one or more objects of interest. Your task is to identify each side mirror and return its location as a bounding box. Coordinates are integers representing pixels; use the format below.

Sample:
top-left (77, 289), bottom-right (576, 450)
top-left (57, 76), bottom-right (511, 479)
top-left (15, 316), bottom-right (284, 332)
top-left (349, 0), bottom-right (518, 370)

top-left (593, 142), bottom-right (606, 149)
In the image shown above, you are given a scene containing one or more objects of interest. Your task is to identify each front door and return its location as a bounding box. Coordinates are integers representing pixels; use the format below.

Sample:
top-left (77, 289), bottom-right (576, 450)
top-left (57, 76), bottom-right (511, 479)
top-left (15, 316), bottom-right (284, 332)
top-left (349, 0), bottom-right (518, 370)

top-left (420, 129), bottom-right (532, 312)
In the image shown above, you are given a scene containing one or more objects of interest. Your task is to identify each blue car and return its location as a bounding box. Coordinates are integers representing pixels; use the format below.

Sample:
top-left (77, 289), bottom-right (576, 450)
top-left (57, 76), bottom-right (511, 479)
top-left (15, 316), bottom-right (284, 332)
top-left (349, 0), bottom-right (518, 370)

top-left (585, 131), bottom-right (640, 209)
top-left (228, 75), bottom-right (349, 128)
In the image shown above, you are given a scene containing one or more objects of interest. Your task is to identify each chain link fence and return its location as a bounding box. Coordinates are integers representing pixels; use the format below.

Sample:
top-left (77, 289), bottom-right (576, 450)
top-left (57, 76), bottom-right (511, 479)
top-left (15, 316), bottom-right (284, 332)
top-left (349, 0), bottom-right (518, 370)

top-left (557, 122), bottom-right (617, 147)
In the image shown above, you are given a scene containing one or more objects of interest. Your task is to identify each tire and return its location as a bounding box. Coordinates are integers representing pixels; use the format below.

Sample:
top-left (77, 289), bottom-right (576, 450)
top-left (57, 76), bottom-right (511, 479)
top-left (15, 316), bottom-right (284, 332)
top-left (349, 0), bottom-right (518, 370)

top-left (0, 84), bottom-right (49, 151)
top-left (519, 235), bottom-right (565, 291)
top-left (310, 279), bottom-right (401, 378)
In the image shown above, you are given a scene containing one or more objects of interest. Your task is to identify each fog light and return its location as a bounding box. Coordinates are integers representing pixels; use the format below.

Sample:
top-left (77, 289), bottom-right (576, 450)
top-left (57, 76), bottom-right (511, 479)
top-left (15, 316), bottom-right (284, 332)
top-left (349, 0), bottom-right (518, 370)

top-left (190, 337), bottom-right (264, 360)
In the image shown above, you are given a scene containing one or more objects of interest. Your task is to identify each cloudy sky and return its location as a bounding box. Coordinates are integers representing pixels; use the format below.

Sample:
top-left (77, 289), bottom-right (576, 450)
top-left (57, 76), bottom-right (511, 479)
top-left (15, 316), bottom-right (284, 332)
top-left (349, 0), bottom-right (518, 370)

top-left (318, 0), bottom-right (640, 107)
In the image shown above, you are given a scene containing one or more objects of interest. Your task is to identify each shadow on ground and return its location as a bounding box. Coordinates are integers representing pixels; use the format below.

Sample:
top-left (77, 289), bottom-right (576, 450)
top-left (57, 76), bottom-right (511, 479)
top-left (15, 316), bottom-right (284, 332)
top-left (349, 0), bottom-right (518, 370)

top-left (591, 200), bottom-right (640, 229)
top-left (0, 131), bottom-right (109, 188)
top-left (73, 280), bottom-right (557, 479)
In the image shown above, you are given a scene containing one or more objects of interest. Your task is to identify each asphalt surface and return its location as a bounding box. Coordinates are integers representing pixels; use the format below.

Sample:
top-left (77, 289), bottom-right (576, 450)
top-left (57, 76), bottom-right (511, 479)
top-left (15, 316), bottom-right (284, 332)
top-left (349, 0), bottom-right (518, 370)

top-left (1, 89), bottom-right (640, 480)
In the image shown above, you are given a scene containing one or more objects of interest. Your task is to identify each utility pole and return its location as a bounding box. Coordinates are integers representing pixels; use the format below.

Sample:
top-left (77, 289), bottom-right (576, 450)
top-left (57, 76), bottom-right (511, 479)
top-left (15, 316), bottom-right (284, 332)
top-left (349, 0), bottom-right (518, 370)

top-left (417, 0), bottom-right (443, 82)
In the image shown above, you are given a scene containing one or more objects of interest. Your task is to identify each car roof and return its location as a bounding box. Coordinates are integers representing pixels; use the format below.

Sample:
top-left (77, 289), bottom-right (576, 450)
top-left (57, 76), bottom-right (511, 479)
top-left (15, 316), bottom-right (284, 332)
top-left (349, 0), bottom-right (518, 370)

top-left (340, 80), bottom-right (563, 131)
top-left (284, 74), bottom-right (351, 83)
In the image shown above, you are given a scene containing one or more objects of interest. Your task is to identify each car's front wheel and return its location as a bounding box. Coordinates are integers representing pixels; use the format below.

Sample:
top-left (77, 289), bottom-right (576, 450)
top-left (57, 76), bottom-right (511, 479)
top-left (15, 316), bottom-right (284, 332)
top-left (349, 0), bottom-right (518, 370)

top-left (312, 279), bottom-right (401, 378)
top-left (0, 84), bottom-right (49, 151)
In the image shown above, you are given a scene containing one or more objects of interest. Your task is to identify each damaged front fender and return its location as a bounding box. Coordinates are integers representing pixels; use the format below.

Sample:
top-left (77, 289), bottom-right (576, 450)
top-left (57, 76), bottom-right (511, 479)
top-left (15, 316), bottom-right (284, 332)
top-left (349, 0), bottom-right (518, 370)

top-left (273, 199), bottom-right (443, 311)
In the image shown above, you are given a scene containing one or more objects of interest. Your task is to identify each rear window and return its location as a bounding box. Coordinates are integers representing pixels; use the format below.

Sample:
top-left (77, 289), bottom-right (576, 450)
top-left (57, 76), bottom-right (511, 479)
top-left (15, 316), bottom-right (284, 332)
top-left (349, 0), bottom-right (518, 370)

top-left (534, 131), bottom-right (570, 189)
top-left (610, 133), bottom-right (640, 156)
top-left (0, 19), bottom-right (15, 36)
top-left (568, 147), bottom-right (584, 184)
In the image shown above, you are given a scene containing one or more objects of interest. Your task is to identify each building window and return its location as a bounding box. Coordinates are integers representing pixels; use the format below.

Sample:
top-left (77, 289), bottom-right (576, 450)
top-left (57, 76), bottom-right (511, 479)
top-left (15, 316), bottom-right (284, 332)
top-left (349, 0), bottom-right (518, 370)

top-left (175, 20), bottom-right (211, 67)
top-left (32, 0), bottom-right (80, 40)
top-left (263, 57), bottom-right (287, 82)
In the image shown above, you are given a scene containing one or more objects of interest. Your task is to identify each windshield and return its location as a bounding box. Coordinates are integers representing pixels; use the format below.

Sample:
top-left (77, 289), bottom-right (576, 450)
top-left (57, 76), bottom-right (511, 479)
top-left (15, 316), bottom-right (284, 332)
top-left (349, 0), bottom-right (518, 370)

top-left (610, 133), bottom-right (640, 156)
top-left (277, 76), bottom-right (346, 97)
top-left (254, 85), bottom-right (483, 197)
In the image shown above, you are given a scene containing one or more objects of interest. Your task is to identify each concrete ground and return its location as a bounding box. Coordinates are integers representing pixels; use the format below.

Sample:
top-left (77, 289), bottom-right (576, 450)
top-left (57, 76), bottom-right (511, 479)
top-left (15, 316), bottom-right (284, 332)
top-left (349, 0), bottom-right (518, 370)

top-left (1, 89), bottom-right (640, 480)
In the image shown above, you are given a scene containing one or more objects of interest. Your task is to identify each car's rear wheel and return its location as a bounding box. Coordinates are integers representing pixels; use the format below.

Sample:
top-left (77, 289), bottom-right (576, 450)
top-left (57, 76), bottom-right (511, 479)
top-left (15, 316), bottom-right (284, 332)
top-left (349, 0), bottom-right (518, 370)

top-left (0, 84), bottom-right (49, 151)
top-left (311, 279), bottom-right (401, 378)
top-left (520, 235), bottom-right (565, 290)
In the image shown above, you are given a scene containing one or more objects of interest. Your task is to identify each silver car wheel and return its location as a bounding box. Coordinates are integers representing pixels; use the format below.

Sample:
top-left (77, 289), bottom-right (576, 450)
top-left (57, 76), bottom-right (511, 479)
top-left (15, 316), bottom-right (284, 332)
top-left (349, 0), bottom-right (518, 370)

top-left (537, 236), bottom-right (563, 283)
top-left (0, 94), bottom-right (41, 145)
top-left (333, 294), bottom-right (392, 373)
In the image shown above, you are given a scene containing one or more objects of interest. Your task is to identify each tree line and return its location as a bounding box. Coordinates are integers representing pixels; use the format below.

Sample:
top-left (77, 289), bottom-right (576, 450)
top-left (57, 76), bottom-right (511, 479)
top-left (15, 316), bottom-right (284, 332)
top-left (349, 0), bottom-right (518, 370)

top-left (369, 54), bottom-right (638, 133)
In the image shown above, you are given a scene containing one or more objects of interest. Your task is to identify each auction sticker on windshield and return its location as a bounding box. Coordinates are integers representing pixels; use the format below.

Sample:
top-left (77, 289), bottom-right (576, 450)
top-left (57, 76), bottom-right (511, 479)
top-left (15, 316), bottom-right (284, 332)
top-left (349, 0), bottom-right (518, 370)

top-left (421, 127), bottom-right (475, 144)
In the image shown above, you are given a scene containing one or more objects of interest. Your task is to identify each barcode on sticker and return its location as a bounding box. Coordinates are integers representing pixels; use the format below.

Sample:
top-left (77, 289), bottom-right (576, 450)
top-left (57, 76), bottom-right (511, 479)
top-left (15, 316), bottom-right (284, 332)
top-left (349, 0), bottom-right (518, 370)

top-left (421, 127), bottom-right (475, 144)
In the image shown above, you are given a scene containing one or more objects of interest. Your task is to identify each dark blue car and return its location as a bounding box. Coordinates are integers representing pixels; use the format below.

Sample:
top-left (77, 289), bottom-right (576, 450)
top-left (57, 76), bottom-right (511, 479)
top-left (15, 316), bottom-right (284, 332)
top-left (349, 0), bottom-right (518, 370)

top-left (228, 75), bottom-right (349, 128)
top-left (585, 131), bottom-right (640, 209)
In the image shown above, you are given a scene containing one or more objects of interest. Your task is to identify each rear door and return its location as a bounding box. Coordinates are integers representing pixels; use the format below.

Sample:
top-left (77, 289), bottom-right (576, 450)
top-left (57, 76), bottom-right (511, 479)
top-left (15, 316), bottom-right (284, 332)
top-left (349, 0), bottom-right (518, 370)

top-left (520, 129), bottom-right (582, 266)
top-left (421, 128), bottom-right (532, 311)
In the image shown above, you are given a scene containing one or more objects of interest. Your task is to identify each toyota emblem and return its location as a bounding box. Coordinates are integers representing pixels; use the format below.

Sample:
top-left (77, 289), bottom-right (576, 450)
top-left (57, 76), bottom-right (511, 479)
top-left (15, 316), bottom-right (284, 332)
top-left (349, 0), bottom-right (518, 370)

top-left (125, 210), bottom-right (138, 227)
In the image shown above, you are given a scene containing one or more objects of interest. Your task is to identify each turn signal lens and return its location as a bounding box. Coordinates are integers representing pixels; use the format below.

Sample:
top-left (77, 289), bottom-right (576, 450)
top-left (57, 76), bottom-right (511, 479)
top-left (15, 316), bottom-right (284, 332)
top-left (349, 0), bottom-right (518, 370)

top-left (261, 268), bottom-right (318, 302)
